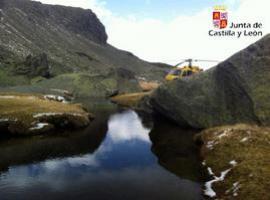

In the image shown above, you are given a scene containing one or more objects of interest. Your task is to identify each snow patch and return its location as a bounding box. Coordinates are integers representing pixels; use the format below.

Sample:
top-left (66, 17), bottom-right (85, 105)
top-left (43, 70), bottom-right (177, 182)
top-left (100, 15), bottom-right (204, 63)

top-left (207, 167), bottom-right (214, 176)
top-left (205, 180), bottom-right (217, 198)
top-left (0, 118), bottom-right (9, 122)
top-left (233, 183), bottom-right (240, 197)
top-left (0, 118), bottom-right (17, 122)
top-left (30, 123), bottom-right (50, 130)
top-left (229, 160), bottom-right (237, 167)
top-left (206, 141), bottom-right (214, 150)
top-left (204, 160), bottom-right (238, 197)
top-left (204, 168), bottom-right (231, 197)
top-left (218, 129), bottom-right (231, 139)
top-left (44, 95), bottom-right (68, 103)
top-left (33, 112), bottom-right (83, 118)
top-left (240, 137), bottom-right (248, 142)
top-left (33, 112), bottom-right (62, 118)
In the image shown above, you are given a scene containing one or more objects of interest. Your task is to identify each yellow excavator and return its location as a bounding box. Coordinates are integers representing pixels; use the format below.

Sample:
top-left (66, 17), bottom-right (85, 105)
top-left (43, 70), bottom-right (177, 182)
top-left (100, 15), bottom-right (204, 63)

top-left (165, 59), bottom-right (219, 81)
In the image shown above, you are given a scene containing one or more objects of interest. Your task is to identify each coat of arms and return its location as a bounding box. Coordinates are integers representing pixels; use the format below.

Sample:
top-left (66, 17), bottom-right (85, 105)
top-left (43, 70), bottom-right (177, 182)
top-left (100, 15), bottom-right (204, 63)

top-left (213, 6), bottom-right (228, 29)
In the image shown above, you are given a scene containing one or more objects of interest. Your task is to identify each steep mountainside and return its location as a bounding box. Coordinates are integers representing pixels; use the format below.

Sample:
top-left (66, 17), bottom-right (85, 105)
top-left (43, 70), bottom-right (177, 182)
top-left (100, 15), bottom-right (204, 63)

top-left (148, 34), bottom-right (270, 128)
top-left (0, 0), bottom-right (168, 96)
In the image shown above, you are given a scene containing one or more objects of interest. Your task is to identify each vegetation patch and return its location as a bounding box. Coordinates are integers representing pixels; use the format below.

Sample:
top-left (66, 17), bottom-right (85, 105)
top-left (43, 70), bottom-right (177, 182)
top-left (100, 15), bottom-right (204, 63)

top-left (195, 124), bottom-right (270, 199)
top-left (0, 92), bottom-right (93, 135)
top-left (139, 80), bottom-right (160, 91)
top-left (110, 92), bottom-right (151, 107)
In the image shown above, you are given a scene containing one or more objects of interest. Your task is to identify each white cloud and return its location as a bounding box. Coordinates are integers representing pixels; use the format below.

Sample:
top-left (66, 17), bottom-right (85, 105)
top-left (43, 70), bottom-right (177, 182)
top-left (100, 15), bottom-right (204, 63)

top-left (33, 0), bottom-right (270, 69)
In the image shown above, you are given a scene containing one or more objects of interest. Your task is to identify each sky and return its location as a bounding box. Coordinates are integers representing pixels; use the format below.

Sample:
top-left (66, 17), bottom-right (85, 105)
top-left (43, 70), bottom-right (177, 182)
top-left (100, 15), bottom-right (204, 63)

top-left (32, 0), bottom-right (270, 69)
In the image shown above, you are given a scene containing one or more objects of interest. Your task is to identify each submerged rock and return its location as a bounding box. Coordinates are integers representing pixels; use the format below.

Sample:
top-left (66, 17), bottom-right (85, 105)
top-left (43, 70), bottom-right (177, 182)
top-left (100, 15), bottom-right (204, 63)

top-left (149, 34), bottom-right (270, 128)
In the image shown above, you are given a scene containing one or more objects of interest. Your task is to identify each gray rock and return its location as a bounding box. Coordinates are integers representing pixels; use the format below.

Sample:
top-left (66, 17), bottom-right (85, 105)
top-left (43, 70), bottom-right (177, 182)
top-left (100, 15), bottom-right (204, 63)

top-left (149, 34), bottom-right (270, 128)
top-left (13, 53), bottom-right (50, 78)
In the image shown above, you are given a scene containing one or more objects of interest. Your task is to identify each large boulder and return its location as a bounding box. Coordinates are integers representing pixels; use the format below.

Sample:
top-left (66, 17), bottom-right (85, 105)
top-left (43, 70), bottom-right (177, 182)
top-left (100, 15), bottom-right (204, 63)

top-left (149, 34), bottom-right (270, 128)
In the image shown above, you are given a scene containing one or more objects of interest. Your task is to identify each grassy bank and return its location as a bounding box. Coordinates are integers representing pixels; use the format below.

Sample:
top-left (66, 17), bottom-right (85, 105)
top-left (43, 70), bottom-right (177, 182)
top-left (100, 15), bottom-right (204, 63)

top-left (110, 92), bottom-right (151, 107)
top-left (196, 124), bottom-right (270, 199)
top-left (0, 93), bottom-right (93, 135)
top-left (139, 80), bottom-right (160, 91)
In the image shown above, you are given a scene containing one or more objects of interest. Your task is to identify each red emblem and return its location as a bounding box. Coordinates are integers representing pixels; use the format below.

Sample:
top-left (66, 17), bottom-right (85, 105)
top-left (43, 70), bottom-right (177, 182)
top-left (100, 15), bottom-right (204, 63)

top-left (213, 8), bottom-right (228, 29)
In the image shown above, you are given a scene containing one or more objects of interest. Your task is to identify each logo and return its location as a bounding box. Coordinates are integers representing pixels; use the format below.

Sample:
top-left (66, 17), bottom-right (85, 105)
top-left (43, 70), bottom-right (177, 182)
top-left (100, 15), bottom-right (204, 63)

top-left (209, 5), bottom-right (263, 38)
top-left (213, 5), bottom-right (228, 29)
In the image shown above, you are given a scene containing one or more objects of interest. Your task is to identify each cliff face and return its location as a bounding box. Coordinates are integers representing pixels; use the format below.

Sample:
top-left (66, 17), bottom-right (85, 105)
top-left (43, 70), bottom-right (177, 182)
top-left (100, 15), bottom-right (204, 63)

top-left (0, 0), bottom-right (167, 80)
top-left (0, 0), bottom-right (107, 44)
top-left (149, 34), bottom-right (270, 128)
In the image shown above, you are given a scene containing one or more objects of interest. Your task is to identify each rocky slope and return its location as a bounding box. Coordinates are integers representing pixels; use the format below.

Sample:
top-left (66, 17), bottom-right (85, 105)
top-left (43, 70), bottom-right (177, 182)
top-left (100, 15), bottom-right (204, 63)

top-left (0, 0), bottom-right (168, 97)
top-left (148, 34), bottom-right (270, 128)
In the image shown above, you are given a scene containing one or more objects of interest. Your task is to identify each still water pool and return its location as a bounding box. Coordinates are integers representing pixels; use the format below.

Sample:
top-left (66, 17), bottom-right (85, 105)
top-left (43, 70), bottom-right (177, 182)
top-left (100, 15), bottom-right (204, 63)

top-left (0, 108), bottom-right (204, 200)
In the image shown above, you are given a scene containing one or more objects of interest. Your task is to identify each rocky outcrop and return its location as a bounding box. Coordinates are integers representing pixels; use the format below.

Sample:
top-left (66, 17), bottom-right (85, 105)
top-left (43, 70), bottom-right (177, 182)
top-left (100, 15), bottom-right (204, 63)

top-left (13, 53), bottom-right (50, 78)
top-left (0, 0), bottom-right (107, 44)
top-left (110, 68), bottom-right (142, 95)
top-left (149, 34), bottom-right (270, 128)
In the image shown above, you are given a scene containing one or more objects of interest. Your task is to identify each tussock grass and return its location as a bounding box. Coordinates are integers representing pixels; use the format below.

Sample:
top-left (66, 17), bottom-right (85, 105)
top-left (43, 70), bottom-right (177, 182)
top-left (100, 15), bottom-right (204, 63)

top-left (139, 80), bottom-right (160, 91)
top-left (197, 124), bottom-right (270, 199)
top-left (0, 92), bottom-right (92, 135)
top-left (110, 92), bottom-right (151, 107)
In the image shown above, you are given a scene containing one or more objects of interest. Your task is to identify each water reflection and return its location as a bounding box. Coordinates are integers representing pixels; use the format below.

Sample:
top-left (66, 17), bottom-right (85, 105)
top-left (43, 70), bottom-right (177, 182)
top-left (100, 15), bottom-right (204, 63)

top-left (108, 110), bottom-right (151, 143)
top-left (0, 109), bottom-right (203, 200)
top-left (149, 116), bottom-right (205, 182)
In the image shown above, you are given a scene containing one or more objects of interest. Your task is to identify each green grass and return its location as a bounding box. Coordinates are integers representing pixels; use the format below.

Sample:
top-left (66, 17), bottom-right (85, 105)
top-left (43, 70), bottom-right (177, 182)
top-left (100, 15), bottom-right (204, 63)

top-left (0, 69), bottom-right (29, 86)
top-left (35, 73), bottom-right (118, 98)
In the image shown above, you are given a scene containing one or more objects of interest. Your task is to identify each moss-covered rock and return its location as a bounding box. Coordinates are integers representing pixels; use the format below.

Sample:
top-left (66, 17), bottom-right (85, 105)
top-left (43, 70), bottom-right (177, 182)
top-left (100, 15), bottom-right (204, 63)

top-left (13, 53), bottom-right (50, 78)
top-left (149, 34), bottom-right (270, 128)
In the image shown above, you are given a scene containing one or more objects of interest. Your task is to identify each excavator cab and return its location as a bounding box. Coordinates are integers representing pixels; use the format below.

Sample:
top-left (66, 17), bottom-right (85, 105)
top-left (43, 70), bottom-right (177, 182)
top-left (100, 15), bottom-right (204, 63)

top-left (165, 59), bottom-right (218, 81)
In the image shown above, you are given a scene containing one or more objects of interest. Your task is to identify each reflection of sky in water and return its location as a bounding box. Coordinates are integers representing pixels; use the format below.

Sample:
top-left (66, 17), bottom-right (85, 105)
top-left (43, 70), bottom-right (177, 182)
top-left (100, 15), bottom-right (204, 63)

top-left (0, 110), bottom-right (202, 200)
top-left (108, 110), bottom-right (151, 143)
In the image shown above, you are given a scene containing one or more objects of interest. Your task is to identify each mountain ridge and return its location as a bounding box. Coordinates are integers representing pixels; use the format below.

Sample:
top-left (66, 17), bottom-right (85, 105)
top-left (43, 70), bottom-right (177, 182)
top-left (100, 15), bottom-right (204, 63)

top-left (0, 0), bottom-right (168, 79)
